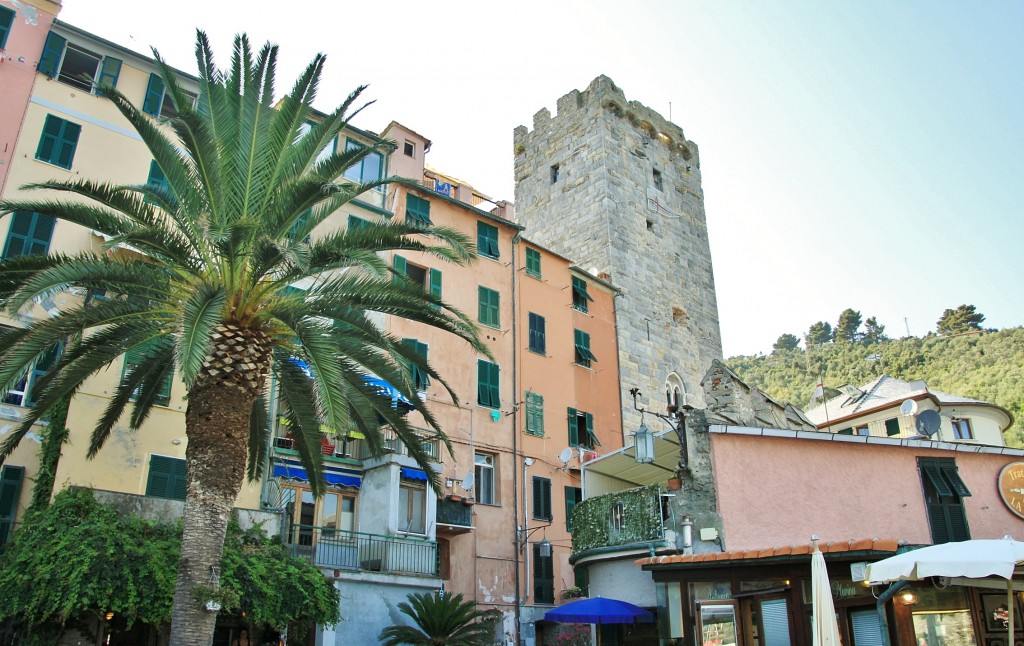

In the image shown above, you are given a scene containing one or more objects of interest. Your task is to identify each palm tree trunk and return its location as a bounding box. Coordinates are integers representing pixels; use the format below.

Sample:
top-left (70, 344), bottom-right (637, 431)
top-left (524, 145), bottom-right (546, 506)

top-left (169, 381), bottom-right (255, 645)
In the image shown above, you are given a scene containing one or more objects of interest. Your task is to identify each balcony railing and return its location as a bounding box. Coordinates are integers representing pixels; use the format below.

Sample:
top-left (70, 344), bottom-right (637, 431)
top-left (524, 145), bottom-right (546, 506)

top-left (570, 485), bottom-right (665, 554)
top-left (435, 498), bottom-right (474, 528)
top-left (273, 424), bottom-right (440, 463)
top-left (286, 525), bottom-right (438, 576)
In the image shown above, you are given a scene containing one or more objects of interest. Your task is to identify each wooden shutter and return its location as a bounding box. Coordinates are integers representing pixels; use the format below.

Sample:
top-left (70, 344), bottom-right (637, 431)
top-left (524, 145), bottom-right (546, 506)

top-left (143, 73), bottom-right (165, 116)
top-left (533, 543), bottom-right (554, 604)
top-left (392, 254), bottom-right (407, 282)
top-left (526, 392), bottom-right (544, 436)
top-left (3, 211), bottom-right (55, 259)
top-left (0, 7), bottom-right (14, 49)
top-left (38, 31), bottom-right (66, 77)
top-left (429, 268), bottom-right (442, 300)
top-left (54, 120), bottom-right (80, 169)
top-left (406, 194), bottom-right (431, 225)
top-left (0, 466), bottom-right (25, 545)
top-left (565, 486), bottom-right (581, 532)
top-left (568, 408), bottom-right (579, 446)
top-left (97, 57), bottom-right (122, 93)
top-left (146, 455), bottom-right (186, 500)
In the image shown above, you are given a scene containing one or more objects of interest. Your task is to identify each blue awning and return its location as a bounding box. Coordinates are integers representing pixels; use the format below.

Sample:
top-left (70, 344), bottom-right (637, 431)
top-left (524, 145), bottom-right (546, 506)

top-left (400, 467), bottom-right (428, 481)
top-left (272, 463), bottom-right (361, 488)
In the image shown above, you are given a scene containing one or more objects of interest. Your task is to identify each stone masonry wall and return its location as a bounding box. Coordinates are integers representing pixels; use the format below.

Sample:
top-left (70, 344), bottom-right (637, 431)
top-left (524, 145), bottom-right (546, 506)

top-left (513, 76), bottom-right (723, 433)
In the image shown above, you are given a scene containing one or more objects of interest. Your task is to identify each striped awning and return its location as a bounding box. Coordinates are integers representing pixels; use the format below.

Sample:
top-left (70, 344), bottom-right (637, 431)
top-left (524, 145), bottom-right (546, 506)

top-left (272, 463), bottom-right (361, 488)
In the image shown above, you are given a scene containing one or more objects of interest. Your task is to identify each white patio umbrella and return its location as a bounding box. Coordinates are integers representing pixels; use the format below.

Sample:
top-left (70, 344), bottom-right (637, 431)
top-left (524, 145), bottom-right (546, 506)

top-left (865, 537), bottom-right (1024, 641)
top-left (812, 536), bottom-right (842, 646)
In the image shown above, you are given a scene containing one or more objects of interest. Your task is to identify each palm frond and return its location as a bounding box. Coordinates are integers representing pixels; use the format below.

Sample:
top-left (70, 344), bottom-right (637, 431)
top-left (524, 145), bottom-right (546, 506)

top-left (176, 282), bottom-right (226, 384)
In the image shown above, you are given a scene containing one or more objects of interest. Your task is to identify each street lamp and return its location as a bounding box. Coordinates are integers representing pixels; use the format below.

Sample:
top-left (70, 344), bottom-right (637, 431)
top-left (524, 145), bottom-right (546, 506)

top-left (516, 525), bottom-right (552, 557)
top-left (629, 387), bottom-right (691, 473)
top-left (633, 420), bottom-right (655, 464)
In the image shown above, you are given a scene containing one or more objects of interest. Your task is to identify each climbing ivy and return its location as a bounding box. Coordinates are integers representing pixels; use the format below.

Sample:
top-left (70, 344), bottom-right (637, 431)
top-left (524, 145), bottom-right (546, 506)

top-left (0, 489), bottom-right (339, 639)
top-left (570, 484), bottom-right (663, 553)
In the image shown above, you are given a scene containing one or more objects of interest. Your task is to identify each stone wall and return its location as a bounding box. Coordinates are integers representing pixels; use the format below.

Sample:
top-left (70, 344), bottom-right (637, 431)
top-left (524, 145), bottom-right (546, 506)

top-left (513, 76), bottom-right (723, 434)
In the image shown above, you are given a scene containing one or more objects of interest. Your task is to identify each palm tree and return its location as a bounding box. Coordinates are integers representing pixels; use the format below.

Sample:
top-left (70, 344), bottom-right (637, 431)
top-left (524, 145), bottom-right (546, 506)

top-left (378, 591), bottom-right (495, 646)
top-left (0, 32), bottom-right (487, 644)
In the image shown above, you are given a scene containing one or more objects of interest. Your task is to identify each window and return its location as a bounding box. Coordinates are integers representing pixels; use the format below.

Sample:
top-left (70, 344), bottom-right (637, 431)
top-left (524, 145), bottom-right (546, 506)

top-left (525, 392), bottom-right (544, 437)
top-left (568, 408), bottom-right (598, 449)
top-left (571, 276), bottom-right (593, 312)
top-left (405, 193), bottom-right (431, 225)
top-left (0, 334), bottom-right (61, 408)
top-left (319, 492), bottom-right (356, 537)
top-left (401, 338), bottom-right (430, 391)
top-left (36, 32), bottom-right (120, 94)
top-left (475, 453), bottom-right (495, 505)
top-left (288, 208), bottom-right (312, 244)
top-left (951, 418), bottom-right (974, 440)
top-left (609, 501), bottom-right (625, 532)
top-left (533, 543), bottom-right (554, 604)
top-left (123, 342), bottom-right (173, 406)
top-left (550, 164), bottom-right (559, 183)
top-left (3, 211), bottom-right (55, 258)
top-left (477, 221), bottom-right (499, 260)
top-left (653, 168), bottom-right (663, 191)
top-left (295, 122), bottom-right (335, 165)
top-left (35, 114), bottom-right (80, 169)
top-left (525, 247), bottom-right (541, 278)
top-left (478, 286), bottom-right (500, 328)
top-left (343, 139), bottom-right (383, 184)
top-left (528, 313), bottom-right (546, 354)
top-left (918, 457), bottom-right (971, 543)
top-left (885, 418), bottom-right (901, 437)
top-left (348, 215), bottom-right (369, 231)
top-left (855, 424), bottom-right (869, 437)
top-left (399, 481), bottom-right (426, 534)
top-left (532, 476), bottom-right (552, 521)
top-left (145, 160), bottom-right (170, 204)
top-left (0, 466), bottom-right (25, 546)
top-left (477, 360), bottom-right (500, 409)
top-left (565, 486), bottom-right (582, 532)
top-left (145, 455), bottom-right (187, 500)
top-left (393, 255), bottom-right (442, 300)
top-left (574, 329), bottom-right (596, 368)
top-left (0, 6), bottom-right (14, 49)
top-left (141, 73), bottom-right (196, 118)
top-left (56, 43), bottom-right (102, 91)
top-left (403, 140), bottom-right (415, 157)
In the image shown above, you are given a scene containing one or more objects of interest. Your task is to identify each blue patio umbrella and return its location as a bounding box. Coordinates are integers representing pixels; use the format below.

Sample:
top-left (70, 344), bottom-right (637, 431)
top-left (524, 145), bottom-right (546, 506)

top-left (545, 596), bottom-right (655, 645)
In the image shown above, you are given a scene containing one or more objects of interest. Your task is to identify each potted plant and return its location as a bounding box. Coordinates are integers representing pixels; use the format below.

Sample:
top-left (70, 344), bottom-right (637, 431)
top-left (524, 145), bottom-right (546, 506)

top-left (667, 471), bottom-right (683, 490)
top-left (561, 586), bottom-right (585, 600)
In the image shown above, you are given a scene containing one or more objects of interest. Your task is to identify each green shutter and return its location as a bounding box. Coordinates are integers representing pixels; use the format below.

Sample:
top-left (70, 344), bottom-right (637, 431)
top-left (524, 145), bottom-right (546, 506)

top-left (38, 31), bottom-right (66, 77)
top-left (478, 287), bottom-right (499, 327)
top-left (525, 247), bottom-right (541, 278)
top-left (528, 313), bottom-right (546, 354)
top-left (0, 6), bottom-right (15, 49)
top-left (406, 194), bottom-right (432, 225)
top-left (885, 418), bottom-right (901, 436)
top-left (574, 329), bottom-right (596, 366)
top-left (25, 343), bottom-right (62, 407)
top-left (146, 455), bottom-right (187, 501)
top-left (0, 466), bottom-right (25, 545)
top-left (525, 392), bottom-right (544, 437)
top-left (36, 114), bottom-right (79, 169)
top-left (572, 276), bottom-right (593, 312)
top-left (585, 413), bottom-right (598, 448)
top-left (477, 360), bottom-right (499, 409)
top-left (145, 160), bottom-right (170, 205)
top-left (402, 338), bottom-right (430, 391)
top-left (533, 543), bottom-right (554, 604)
top-left (123, 342), bottom-right (172, 407)
top-left (568, 408), bottom-right (579, 446)
top-left (477, 222), bottom-right (499, 259)
top-left (97, 56), bottom-right (122, 93)
top-left (429, 268), bottom-right (442, 300)
top-left (533, 477), bottom-right (552, 520)
top-left (54, 120), bottom-right (80, 169)
top-left (3, 211), bottom-right (55, 259)
top-left (393, 254), bottom-right (407, 282)
top-left (143, 73), bottom-right (165, 116)
top-left (348, 215), bottom-right (368, 231)
top-left (565, 486), bottom-right (582, 532)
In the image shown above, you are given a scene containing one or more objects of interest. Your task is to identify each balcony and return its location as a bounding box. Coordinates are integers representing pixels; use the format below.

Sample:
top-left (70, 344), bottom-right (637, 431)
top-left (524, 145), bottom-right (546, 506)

top-left (287, 525), bottom-right (438, 576)
top-left (272, 424), bottom-right (441, 463)
top-left (435, 497), bottom-right (474, 535)
top-left (570, 485), bottom-right (665, 555)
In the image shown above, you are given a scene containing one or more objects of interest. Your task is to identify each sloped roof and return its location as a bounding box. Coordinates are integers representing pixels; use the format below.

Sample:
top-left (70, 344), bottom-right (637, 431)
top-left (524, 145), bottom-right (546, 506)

top-left (805, 374), bottom-right (1004, 427)
top-left (636, 537), bottom-right (902, 568)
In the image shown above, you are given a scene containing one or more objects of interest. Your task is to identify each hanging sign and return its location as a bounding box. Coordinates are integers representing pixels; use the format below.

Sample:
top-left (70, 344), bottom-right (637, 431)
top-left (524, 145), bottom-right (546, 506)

top-left (997, 461), bottom-right (1024, 519)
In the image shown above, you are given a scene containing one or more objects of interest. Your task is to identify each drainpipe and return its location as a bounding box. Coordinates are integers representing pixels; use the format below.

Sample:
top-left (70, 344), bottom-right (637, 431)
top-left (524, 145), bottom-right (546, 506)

top-left (876, 581), bottom-right (909, 646)
top-left (511, 232), bottom-right (523, 645)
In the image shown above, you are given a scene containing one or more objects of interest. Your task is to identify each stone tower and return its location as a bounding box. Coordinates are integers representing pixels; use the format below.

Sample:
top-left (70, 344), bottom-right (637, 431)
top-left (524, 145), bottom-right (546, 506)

top-left (513, 76), bottom-right (722, 433)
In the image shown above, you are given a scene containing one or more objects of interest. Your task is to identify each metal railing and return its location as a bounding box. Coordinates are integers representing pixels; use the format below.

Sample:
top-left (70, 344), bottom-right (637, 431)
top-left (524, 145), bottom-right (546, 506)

top-left (273, 425), bottom-right (440, 463)
top-left (286, 525), bottom-right (438, 576)
top-left (436, 498), bottom-right (474, 527)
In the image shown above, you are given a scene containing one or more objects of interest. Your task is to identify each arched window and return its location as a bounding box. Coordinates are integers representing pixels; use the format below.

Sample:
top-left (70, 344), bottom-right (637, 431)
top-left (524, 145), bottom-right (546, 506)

top-left (665, 373), bottom-right (685, 412)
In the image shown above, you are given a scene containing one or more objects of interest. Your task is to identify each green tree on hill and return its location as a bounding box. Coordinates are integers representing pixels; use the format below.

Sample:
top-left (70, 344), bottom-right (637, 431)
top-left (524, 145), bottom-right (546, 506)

top-left (863, 317), bottom-right (889, 345)
top-left (773, 333), bottom-right (801, 353)
top-left (806, 321), bottom-right (833, 346)
top-left (835, 309), bottom-right (863, 343)
top-left (937, 305), bottom-right (985, 335)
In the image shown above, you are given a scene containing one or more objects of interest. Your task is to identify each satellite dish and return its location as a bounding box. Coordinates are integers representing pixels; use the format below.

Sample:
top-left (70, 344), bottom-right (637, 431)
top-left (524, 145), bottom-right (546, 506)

top-left (900, 399), bottom-right (918, 416)
top-left (915, 410), bottom-right (941, 437)
top-left (461, 472), bottom-right (475, 491)
top-left (557, 447), bottom-right (574, 465)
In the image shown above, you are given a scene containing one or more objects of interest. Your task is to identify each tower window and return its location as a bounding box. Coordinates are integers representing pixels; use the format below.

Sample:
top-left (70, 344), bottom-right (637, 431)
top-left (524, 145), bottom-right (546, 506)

top-left (653, 169), bottom-right (663, 191)
top-left (550, 164), bottom-right (559, 183)
top-left (404, 140), bottom-right (415, 157)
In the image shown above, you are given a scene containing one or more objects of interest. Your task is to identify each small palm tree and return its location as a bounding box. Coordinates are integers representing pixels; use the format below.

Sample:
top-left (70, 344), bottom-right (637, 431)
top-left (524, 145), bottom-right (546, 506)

top-left (378, 591), bottom-right (495, 646)
top-left (0, 32), bottom-right (487, 644)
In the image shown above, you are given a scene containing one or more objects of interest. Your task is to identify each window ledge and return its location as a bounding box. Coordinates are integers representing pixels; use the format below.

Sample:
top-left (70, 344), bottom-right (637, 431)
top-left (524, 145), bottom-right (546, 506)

top-left (34, 157), bottom-right (73, 171)
top-left (480, 254), bottom-right (501, 262)
top-left (527, 348), bottom-right (547, 357)
top-left (479, 323), bottom-right (502, 331)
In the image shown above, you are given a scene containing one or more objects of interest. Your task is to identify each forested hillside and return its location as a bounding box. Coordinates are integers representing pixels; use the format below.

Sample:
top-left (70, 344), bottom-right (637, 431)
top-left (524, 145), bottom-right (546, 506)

top-left (726, 327), bottom-right (1024, 447)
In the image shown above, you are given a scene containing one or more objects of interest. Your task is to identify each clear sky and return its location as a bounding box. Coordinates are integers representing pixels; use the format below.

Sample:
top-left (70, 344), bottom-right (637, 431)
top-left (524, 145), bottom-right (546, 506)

top-left (60, 0), bottom-right (1024, 357)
